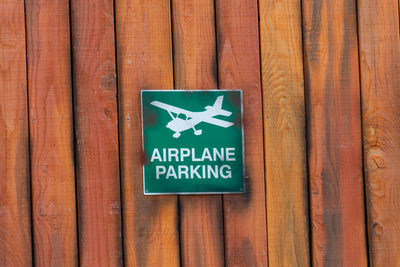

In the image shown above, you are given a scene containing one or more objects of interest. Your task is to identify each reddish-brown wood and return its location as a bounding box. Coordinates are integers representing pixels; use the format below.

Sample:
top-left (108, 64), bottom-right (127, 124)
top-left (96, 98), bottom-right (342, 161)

top-left (302, 0), bottom-right (368, 266)
top-left (0, 0), bottom-right (32, 265)
top-left (216, 0), bottom-right (268, 265)
top-left (115, 0), bottom-right (180, 266)
top-left (258, 0), bottom-right (310, 265)
top-left (70, 0), bottom-right (122, 265)
top-left (4, 0), bottom-right (400, 265)
top-left (25, 0), bottom-right (78, 265)
top-left (358, 0), bottom-right (400, 265)
top-left (172, 0), bottom-right (225, 266)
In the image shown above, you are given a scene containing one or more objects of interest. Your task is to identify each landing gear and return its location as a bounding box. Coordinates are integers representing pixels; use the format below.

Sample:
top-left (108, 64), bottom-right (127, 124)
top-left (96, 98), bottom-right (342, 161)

top-left (173, 132), bottom-right (181, 138)
top-left (193, 127), bottom-right (202, 136)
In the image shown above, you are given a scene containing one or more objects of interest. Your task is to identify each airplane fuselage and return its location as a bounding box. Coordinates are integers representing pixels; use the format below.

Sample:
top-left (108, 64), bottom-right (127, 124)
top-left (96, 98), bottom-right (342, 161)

top-left (166, 117), bottom-right (201, 132)
top-left (166, 109), bottom-right (218, 137)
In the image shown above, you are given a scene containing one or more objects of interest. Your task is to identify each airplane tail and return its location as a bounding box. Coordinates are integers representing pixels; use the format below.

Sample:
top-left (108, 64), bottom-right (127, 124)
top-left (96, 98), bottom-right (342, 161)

top-left (205, 96), bottom-right (232, 116)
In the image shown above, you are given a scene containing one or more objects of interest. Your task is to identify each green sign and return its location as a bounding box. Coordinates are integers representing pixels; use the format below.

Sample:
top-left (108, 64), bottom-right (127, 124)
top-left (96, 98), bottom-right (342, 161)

top-left (141, 90), bottom-right (244, 195)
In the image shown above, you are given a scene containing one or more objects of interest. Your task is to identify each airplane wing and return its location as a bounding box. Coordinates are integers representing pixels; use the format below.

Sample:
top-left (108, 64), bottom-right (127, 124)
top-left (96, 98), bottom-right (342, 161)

top-left (202, 117), bottom-right (234, 128)
top-left (151, 101), bottom-right (194, 117)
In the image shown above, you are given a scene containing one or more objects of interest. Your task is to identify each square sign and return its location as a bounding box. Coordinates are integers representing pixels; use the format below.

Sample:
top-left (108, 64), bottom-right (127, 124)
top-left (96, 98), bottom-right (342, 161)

top-left (141, 90), bottom-right (244, 195)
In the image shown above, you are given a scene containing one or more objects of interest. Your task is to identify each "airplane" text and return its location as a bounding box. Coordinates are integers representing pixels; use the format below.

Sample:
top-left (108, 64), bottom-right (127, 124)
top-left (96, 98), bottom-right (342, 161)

top-left (150, 147), bottom-right (236, 162)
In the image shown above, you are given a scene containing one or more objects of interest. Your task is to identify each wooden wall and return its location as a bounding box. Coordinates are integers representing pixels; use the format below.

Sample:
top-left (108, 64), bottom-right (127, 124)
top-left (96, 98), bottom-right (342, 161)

top-left (1, 0), bottom-right (399, 266)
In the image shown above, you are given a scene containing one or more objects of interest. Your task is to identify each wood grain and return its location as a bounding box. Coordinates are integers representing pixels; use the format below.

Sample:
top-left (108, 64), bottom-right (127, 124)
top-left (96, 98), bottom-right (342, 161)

top-left (70, 0), bottom-right (122, 265)
top-left (172, 0), bottom-right (225, 266)
top-left (25, 0), bottom-right (78, 265)
top-left (258, 0), bottom-right (310, 265)
top-left (302, 0), bottom-right (368, 266)
top-left (357, 0), bottom-right (400, 265)
top-left (0, 0), bottom-right (32, 266)
top-left (216, 0), bottom-right (268, 265)
top-left (115, 0), bottom-right (180, 266)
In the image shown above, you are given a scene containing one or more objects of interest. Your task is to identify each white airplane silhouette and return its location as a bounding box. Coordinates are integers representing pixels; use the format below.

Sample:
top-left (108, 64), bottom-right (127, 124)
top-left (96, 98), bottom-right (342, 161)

top-left (151, 96), bottom-right (233, 138)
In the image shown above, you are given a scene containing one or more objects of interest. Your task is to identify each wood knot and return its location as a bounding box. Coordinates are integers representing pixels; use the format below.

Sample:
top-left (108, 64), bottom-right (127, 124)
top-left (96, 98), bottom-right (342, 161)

top-left (101, 73), bottom-right (116, 91)
top-left (373, 223), bottom-right (383, 237)
top-left (104, 107), bottom-right (112, 120)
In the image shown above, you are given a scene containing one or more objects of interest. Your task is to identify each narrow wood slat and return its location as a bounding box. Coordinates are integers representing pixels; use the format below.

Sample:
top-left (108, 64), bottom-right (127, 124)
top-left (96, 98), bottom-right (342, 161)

top-left (358, 0), bottom-right (400, 265)
top-left (25, 0), bottom-right (78, 265)
top-left (0, 1), bottom-right (32, 265)
top-left (115, 0), bottom-right (180, 266)
top-left (258, 0), bottom-right (310, 265)
top-left (172, 0), bottom-right (225, 266)
top-left (70, 0), bottom-right (122, 265)
top-left (215, 0), bottom-right (268, 265)
top-left (302, 0), bottom-right (368, 266)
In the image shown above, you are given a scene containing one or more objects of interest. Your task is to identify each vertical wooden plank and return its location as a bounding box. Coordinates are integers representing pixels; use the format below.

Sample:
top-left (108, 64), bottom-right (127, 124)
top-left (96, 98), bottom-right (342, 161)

top-left (25, 0), bottom-right (78, 266)
top-left (358, 0), bottom-right (400, 265)
top-left (115, 0), bottom-right (180, 266)
top-left (172, 0), bottom-right (225, 266)
top-left (215, 0), bottom-right (268, 266)
top-left (70, 0), bottom-right (122, 266)
top-left (302, 0), bottom-right (368, 266)
top-left (0, 0), bottom-right (32, 265)
top-left (258, 0), bottom-right (310, 265)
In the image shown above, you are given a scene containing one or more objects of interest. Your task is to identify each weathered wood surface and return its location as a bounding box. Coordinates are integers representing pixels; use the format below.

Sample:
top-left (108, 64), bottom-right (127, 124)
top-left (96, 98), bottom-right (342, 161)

top-left (25, 0), bottom-right (78, 265)
top-left (0, 1), bottom-right (32, 266)
top-left (115, 0), bottom-right (180, 266)
top-left (259, 0), bottom-right (310, 266)
top-left (358, 0), bottom-right (400, 265)
top-left (3, 0), bottom-right (400, 265)
top-left (70, 0), bottom-right (122, 266)
top-left (302, 0), bottom-right (368, 266)
top-left (216, 0), bottom-right (268, 265)
top-left (172, 0), bottom-right (225, 266)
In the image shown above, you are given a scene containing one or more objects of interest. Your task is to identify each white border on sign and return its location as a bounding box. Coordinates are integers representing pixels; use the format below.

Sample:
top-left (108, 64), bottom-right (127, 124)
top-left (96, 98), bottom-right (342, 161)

top-left (140, 89), bottom-right (245, 195)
